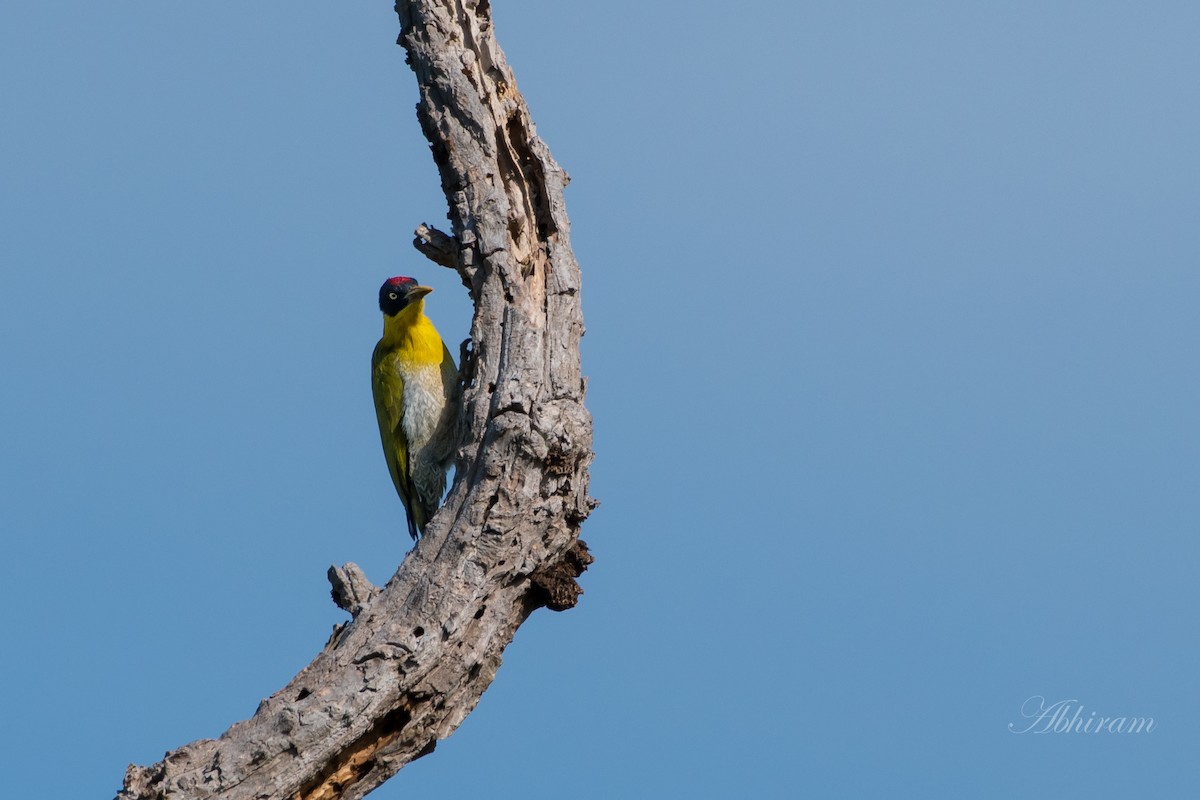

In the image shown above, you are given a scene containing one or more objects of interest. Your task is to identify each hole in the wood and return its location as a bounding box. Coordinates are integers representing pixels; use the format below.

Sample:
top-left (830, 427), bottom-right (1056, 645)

top-left (413, 626), bottom-right (425, 638)
top-left (487, 382), bottom-right (496, 393)
top-left (474, 606), bottom-right (486, 619)
top-left (354, 757), bottom-right (377, 783)
top-left (295, 687), bottom-right (312, 701)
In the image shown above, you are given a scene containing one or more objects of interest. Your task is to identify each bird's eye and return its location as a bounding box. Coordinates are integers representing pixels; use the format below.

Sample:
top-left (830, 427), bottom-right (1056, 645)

top-left (388, 292), bottom-right (398, 300)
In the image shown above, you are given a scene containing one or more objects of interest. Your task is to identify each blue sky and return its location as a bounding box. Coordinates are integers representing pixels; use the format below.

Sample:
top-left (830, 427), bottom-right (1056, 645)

top-left (2, 2), bottom-right (1198, 797)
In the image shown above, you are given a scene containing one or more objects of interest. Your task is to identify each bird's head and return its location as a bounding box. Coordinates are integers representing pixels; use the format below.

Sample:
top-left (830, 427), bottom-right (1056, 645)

top-left (379, 276), bottom-right (434, 317)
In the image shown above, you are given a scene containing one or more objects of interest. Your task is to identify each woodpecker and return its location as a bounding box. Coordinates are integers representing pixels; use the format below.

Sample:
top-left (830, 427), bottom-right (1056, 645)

top-left (371, 276), bottom-right (460, 539)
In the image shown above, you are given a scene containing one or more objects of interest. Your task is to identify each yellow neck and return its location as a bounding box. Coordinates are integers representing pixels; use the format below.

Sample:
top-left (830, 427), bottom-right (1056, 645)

top-left (380, 299), bottom-right (444, 364)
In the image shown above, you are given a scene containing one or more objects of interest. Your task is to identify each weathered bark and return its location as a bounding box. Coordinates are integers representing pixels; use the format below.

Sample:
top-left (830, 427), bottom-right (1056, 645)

top-left (115, 2), bottom-right (594, 798)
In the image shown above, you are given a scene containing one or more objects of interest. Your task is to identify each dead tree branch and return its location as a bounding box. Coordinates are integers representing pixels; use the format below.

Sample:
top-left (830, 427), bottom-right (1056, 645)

top-left (115, 1), bottom-right (594, 797)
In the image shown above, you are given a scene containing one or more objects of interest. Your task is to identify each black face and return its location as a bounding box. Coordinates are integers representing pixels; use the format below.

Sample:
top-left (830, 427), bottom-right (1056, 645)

top-left (379, 277), bottom-right (417, 316)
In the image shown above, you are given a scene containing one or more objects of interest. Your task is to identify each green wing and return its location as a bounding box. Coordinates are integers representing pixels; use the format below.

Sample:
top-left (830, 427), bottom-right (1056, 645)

top-left (440, 341), bottom-right (461, 420)
top-left (371, 342), bottom-right (421, 540)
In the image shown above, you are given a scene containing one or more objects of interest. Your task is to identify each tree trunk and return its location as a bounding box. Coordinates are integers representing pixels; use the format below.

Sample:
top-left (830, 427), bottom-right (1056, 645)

top-left (116, 1), bottom-right (594, 797)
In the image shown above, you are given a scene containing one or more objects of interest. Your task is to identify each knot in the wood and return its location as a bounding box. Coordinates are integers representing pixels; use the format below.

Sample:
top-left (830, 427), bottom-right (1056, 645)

top-left (413, 222), bottom-right (462, 273)
top-left (529, 539), bottom-right (593, 611)
top-left (328, 562), bottom-right (380, 617)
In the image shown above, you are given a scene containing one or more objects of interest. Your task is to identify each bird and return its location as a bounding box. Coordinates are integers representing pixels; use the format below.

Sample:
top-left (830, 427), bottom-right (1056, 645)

top-left (371, 276), bottom-right (460, 539)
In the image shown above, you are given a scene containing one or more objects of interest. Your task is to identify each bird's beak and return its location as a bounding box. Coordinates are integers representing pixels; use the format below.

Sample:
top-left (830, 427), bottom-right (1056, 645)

top-left (409, 285), bottom-right (434, 299)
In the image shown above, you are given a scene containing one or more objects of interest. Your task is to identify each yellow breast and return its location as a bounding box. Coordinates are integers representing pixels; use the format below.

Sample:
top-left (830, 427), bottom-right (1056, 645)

top-left (380, 300), bottom-right (448, 367)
